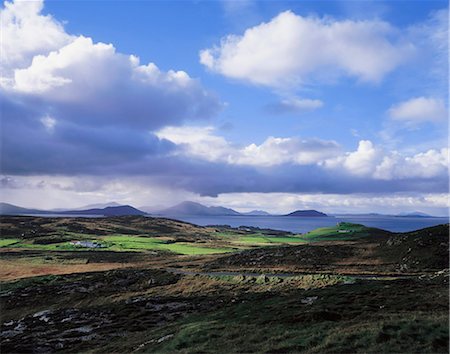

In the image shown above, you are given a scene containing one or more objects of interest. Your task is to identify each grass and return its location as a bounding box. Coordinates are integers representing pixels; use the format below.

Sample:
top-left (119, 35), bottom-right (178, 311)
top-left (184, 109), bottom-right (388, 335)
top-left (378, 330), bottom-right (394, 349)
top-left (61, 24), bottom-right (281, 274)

top-left (5, 235), bottom-right (235, 255)
top-left (134, 280), bottom-right (449, 354)
top-left (301, 222), bottom-right (372, 241)
top-left (0, 238), bottom-right (20, 247)
top-left (237, 235), bottom-right (306, 244)
top-left (102, 235), bottom-right (235, 255)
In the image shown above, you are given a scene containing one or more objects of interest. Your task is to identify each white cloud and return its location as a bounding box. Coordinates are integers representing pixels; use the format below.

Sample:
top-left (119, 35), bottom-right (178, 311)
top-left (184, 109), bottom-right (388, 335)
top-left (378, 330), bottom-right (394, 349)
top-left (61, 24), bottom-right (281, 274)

top-left (2, 0), bottom-right (220, 133)
top-left (388, 97), bottom-right (447, 125)
top-left (374, 148), bottom-right (449, 180)
top-left (200, 10), bottom-right (413, 87)
top-left (156, 126), bottom-right (233, 162)
top-left (342, 140), bottom-right (382, 176)
top-left (157, 126), bottom-right (342, 167)
top-left (0, 0), bottom-right (72, 85)
top-left (159, 127), bottom-right (448, 181)
top-left (324, 140), bottom-right (382, 176)
top-left (233, 136), bottom-right (341, 166)
top-left (326, 140), bottom-right (449, 180)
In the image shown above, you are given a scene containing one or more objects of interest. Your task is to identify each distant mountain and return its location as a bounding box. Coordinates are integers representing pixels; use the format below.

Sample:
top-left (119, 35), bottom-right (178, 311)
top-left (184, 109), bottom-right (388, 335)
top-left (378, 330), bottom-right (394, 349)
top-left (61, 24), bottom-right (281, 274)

top-left (0, 203), bottom-right (146, 216)
top-left (396, 212), bottom-right (432, 218)
top-left (242, 210), bottom-right (271, 216)
top-left (51, 202), bottom-right (122, 212)
top-left (63, 205), bottom-right (146, 216)
top-left (158, 201), bottom-right (240, 216)
top-left (285, 210), bottom-right (328, 217)
top-left (0, 202), bottom-right (44, 215)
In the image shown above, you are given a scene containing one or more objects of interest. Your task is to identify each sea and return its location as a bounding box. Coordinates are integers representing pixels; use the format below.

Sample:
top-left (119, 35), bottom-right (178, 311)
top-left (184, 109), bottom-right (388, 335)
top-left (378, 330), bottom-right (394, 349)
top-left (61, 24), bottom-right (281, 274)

top-left (161, 215), bottom-right (450, 234)
top-left (22, 213), bottom-right (449, 234)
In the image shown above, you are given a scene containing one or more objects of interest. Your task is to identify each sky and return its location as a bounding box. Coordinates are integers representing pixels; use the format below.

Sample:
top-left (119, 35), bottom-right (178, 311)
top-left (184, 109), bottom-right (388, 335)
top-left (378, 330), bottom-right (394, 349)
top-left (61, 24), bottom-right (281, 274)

top-left (0, 0), bottom-right (449, 215)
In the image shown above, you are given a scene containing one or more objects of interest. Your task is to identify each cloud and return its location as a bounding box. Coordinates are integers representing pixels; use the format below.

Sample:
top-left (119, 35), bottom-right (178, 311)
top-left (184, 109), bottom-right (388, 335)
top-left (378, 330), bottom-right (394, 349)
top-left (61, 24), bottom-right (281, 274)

top-left (156, 126), bottom-right (233, 162)
top-left (325, 141), bottom-right (449, 181)
top-left (234, 137), bottom-right (341, 166)
top-left (0, 1), bottom-right (447, 203)
top-left (200, 10), bottom-right (414, 88)
top-left (1, 0), bottom-right (221, 174)
top-left (0, 0), bottom-right (72, 86)
top-left (265, 97), bottom-right (323, 114)
top-left (6, 35), bottom-right (220, 130)
top-left (388, 97), bottom-right (447, 125)
top-left (205, 192), bottom-right (449, 216)
top-left (158, 127), bottom-right (448, 186)
top-left (325, 140), bottom-right (382, 176)
top-left (157, 126), bottom-right (342, 167)
top-left (2, 175), bottom-right (448, 215)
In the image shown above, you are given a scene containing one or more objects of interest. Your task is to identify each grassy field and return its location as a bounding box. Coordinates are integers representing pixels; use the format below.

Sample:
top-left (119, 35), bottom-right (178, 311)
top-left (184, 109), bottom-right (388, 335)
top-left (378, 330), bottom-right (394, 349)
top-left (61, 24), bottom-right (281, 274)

top-left (300, 222), bottom-right (382, 241)
top-left (0, 239), bottom-right (20, 247)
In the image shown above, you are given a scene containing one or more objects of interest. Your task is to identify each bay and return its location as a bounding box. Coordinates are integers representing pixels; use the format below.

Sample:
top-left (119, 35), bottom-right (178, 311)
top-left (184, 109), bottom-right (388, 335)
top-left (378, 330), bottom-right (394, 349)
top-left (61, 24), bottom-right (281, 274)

top-left (162, 215), bottom-right (449, 234)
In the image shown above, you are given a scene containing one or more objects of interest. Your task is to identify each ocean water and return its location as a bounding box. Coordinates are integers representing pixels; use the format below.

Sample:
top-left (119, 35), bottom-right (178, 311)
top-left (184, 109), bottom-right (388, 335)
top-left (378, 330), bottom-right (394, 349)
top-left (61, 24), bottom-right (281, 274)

top-left (161, 215), bottom-right (449, 234)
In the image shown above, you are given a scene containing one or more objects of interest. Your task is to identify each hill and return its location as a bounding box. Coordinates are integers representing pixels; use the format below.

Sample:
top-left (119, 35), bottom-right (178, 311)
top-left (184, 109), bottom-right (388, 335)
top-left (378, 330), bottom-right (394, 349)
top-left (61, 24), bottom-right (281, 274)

top-left (285, 209), bottom-right (327, 217)
top-left (159, 201), bottom-right (240, 216)
top-left (207, 223), bottom-right (449, 274)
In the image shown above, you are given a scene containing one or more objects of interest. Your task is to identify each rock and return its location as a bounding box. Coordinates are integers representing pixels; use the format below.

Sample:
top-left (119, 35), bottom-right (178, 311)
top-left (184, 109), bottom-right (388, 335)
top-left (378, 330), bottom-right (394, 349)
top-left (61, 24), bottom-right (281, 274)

top-left (301, 296), bottom-right (318, 305)
top-left (157, 334), bottom-right (174, 343)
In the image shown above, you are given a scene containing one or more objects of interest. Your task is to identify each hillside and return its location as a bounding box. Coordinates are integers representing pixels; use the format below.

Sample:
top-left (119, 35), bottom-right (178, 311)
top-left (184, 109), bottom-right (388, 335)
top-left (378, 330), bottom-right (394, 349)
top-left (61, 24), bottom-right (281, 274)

top-left (207, 223), bottom-right (449, 275)
top-left (0, 217), bottom-right (448, 353)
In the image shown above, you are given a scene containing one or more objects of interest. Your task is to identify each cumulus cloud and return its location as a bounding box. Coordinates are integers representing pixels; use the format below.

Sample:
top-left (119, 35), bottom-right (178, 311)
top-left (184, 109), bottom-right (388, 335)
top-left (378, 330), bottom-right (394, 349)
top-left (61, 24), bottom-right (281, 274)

top-left (0, 0), bottom-right (72, 86)
top-left (157, 126), bottom-right (342, 167)
top-left (200, 10), bottom-right (414, 87)
top-left (388, 97), bottom-right (447, 125)
top-left (6, 34), bottom-right (220, 130)
top-left (325, 140), bottom-right (382, 176)
top-left (234, 137), bottom-right (341, 166)
top-left (159, 127), bottom-right (448, 185)
top-left (1, 0), bottom-right (221, 174)
top-left (325, 141), bottom-right (449, 181)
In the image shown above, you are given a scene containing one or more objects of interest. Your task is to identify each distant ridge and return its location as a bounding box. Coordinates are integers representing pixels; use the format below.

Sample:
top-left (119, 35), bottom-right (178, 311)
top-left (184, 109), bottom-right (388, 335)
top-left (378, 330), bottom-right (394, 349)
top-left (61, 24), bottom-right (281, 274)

top-left (63, 205), bottom-right (146, 216)
top-left (0, 202), bottom-right (146, 216)
top-left (0, 202), bottom-right (43, 215)
top-left (158, 201), bottom-right (240, 216)
top-left (285, 210), bottom-right (328, 217)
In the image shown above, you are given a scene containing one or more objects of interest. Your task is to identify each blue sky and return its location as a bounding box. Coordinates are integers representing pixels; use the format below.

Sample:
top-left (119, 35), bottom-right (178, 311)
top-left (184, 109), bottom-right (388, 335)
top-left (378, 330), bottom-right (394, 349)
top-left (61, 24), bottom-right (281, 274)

top-left (1, 0), bottom-right (448, 215)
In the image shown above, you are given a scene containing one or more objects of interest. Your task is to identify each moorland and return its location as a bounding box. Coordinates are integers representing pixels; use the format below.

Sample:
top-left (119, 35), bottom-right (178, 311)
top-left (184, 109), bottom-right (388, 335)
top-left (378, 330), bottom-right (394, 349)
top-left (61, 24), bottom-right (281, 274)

top-left (0, 215), bottom-right (448, 353)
